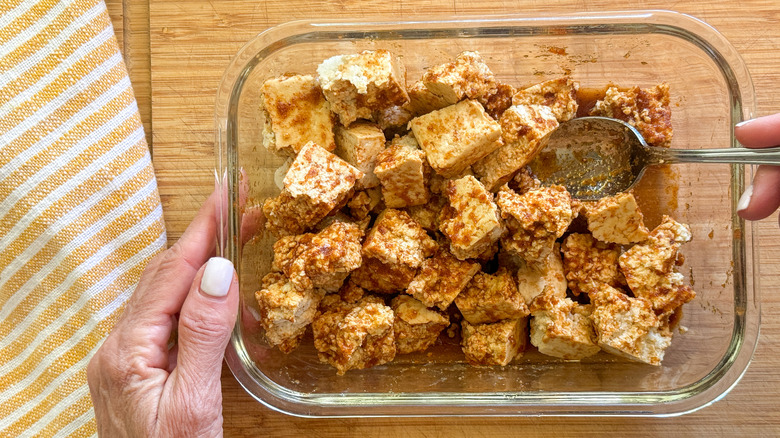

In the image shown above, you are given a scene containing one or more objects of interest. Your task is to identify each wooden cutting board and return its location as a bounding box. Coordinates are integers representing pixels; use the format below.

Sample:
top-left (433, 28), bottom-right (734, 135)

top-left (109, 0), bottom-right (780, 435)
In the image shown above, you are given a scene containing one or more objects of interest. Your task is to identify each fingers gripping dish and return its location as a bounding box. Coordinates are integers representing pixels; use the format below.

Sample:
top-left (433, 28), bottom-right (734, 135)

top-left (254, 48), bottom-right (694, 373)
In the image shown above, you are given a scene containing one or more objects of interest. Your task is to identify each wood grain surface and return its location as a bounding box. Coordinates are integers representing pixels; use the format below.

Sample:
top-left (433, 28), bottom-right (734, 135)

top-left (109, 0), bottom-right (780, 435)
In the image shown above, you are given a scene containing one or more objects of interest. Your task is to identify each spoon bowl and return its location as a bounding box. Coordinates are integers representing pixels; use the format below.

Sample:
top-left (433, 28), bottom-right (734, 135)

top-left (528, 116), bottom-right (780, 200)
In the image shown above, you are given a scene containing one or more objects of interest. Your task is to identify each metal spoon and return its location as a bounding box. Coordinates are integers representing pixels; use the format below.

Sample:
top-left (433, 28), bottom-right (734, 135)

top-left (527, 116), bottom-right (780, 200)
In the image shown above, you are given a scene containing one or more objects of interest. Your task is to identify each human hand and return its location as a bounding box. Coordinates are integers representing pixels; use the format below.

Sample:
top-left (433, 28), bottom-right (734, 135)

top-left (736, 113), bottom-right (780, 225)
top-left (87, 189), bottom-right (239, 437)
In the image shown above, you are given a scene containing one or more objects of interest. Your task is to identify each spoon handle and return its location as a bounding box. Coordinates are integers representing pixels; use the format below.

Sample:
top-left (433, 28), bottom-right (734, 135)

top-left (648, 146), bottom-right (780, 166)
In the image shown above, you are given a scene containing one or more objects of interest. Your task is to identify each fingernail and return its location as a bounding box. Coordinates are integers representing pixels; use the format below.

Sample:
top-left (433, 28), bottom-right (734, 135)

top-left (735, 119), bottom-right (754, 128)
top-left (737, 184), bottom-right (753, 212)
top-left (201, 257), bottom-right (234, 297)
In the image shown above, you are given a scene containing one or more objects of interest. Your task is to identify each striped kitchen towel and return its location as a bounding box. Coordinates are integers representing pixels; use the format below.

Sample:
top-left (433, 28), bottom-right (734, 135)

top-left (0, 0), bottom-right (166, 436)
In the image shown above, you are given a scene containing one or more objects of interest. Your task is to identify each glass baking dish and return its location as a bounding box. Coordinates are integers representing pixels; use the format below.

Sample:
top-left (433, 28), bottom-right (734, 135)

top-left (215, 10), bottom-right (759, 417)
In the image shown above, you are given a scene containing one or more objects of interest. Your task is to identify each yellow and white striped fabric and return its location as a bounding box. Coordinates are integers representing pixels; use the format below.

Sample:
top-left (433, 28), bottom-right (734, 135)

top-left (0, 0), bottom-right (166, 436)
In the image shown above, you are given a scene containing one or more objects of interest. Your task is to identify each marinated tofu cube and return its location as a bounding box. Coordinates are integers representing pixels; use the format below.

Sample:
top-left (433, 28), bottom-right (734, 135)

top-left (479, 82), bottom-right (516, 120)
top-left (410, 99), bottom-right (502, 178)
top-left (349, 256), bottom-right (417, 294)
top-left (512, 77), bottom-right (579, 122)
top-left (271, 221), bottom-right (364, 292)
top-left (406, 193), bottom-right (445, 231)
top-left (516, 246), bottom-right (567, 307)
top-left (497, 185), bottom-right (575, 264)
top-left (590, 83), bottom-right (673, 147)
top-left (260, 74), bottom-right (336, 156)
top-left (375, 104), bottom-right (413, 131)
top-left (406, 250), bottom-right (480, 310)
top-left (529, 295), bottom-right (600, 360)
top-left (619, 216), bottom-right (695, 316)
top-left (419, 51), bottom-right (498, 105)
top-left (312, 294), bottom-right (396, 375)
top-left (461, 318), bottom-right (528, 366)
top-left (407, 80), bottom-right (451, 115)
top-left (263, 142), bottom-right (363, 236)
top-left (473, 104), bottom-right (559, 191)
top-left (590, 284), bottom-right (672, 366)
top-left (335, 121), bottom-right (386, 188)
top-left (439, 175), bottom-right (504, 260)
top-left (456, 268), bottom-right (530, 324)
top-left (586, 192), bottom-right (650, 244)
top-left (391, 295), bottom-right (450, 354)
top-left (347, 187), bottom-right (383, 220)
top-left (363, 209), bottom-right (438, 269)
top-left (317, 49), bottom-right (409, 126)
top-left (255, 273), bottom-right (325, 353)
top-left (562, 233), bottom-right (625, 295)
top-left (374, 135), bottom-right (429, 208)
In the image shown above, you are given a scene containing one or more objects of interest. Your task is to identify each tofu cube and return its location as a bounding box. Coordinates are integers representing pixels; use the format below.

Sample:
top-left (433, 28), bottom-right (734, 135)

top-left (461, 318), bottom-right (528, 366)
top-left (406, 249), bottom-right (480, 310)
top-left (407, 80), bottom-right (451, 116)
top-left (512, 77), bottom-right (579, 122)
top-left (516, 246), bottom-right (567, 307)
top-left (406, 193), bottom-right (445, 231)
top-left (619, 215), bottom-right (695, 316)
top-left (260, 74), bottom-right (336, 156)
top-left (312, 294), bottom-right (396, 375)
top-left (410, 99), bottom-right (502, 178)
top-left (391, 295), bottom-right (449, 354)
top-left (529, 295), bottom-right (600, 360)
top-left (590, 284), bottom-right (672, 366)
top-left (255, 273), bottom-right (325, 353)
top-left (374, 135), bottom-right (429, 208)
top-left (479, 82), bottom-right (516, 120)
top-left (586, 192), bottom-right (650, 244)
top-left (335, 121), bottom-right (386, 188)
top-left (271, 221), bottom-right (364, 292)
top-left (473, 104), bottom-right (559, 191)
top-left (362, 209), bottom-right (438, 269)
top-left (347, 187), bottom-right (383, 220)
top-left (497, 185), bottom-right (575, 264)
top-left (263, 142), bottom-right (363, 236)
top-left (590, 83), bottom-right (673, 147)
top-left (419, 51), bottom-right (497, 105)
top-left (439, 175), bottom-right (504, 260)
top-left (317, 49), bottom-right (409, 126)
top-left (349, 256), bottom-right (417, 294)
top-left (456, 268), bottom-right (530, 324)
top-left (562, 233), bottom-right (625, 296)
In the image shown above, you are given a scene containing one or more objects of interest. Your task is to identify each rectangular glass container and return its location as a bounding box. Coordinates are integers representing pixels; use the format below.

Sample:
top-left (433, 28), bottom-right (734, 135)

top-left (215, 10), bottom-right (760, 417)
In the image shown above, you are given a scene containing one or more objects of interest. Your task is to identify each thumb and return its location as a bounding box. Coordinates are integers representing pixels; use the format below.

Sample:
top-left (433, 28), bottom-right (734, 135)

top-left (176, 257), bottom-right (239, 387)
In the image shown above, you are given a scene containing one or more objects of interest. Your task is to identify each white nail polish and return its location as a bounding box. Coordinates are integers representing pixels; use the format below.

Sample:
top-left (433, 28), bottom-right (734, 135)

top-left (735, 119), bottom-right (754, 128)
top-left (201, 257), bottom-right (234, 297)
top-left (737, 184), bottom-right (753, 212)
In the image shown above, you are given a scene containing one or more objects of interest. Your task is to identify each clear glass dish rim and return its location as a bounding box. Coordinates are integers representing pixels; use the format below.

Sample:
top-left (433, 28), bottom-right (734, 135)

top-left (214, 9), bottom-right (760, 417)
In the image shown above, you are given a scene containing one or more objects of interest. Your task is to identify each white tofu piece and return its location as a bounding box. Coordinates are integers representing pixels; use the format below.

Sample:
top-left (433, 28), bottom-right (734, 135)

top-left (374, 134), bottom-right (429, 208)
top-left (317, 49), bottom-right (409, 126)
top-left (461, 318), bottom-right (528, 366)
top-left (439, 175), bottom-right (504, 260)
top-left (529, 295), bottom-right (600, 360)
top-left (410, 99), bottom-right (502, 178)
top-left (456, 268), bottom-right (529, 324)
top-left (391, 295), bottom-right (449, 354)
top-left (406, 249), bottom-right (480, 310)
top-left (512, 77), bottom-right (579, 122)
top-left (419, 51), bottom-right (497, 104)
top-left (260, 74), bottom-right (336, 156)
top-left (586, 192), bottom-right (650, 245)
top-left (590, 284), bottom-right (672, 366)
top-left (255, 273), bottom-right (325, 353)
top-left (262, 142), bottom-right (363, 236)
top-left (335, 121), bottom-right (386, 188)
top-left (473, 104), bottom-right (559, 191)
